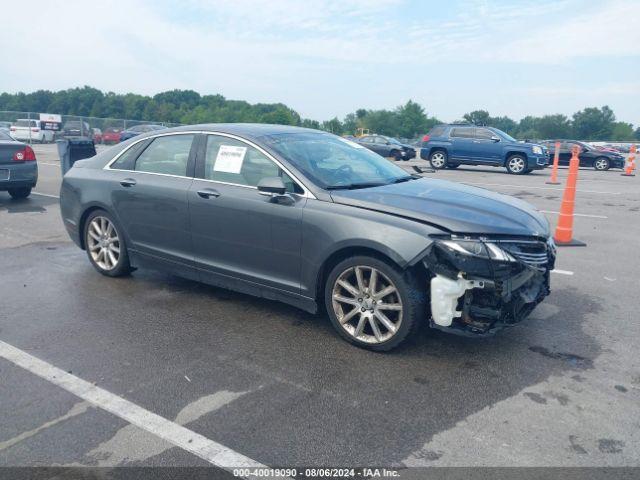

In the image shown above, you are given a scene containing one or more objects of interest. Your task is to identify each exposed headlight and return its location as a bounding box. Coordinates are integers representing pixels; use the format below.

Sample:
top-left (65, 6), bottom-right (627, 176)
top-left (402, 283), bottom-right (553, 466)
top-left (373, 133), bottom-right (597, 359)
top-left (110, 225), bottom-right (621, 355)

top-left (438, 239), bottom-right (516, 262)
top-left (532, 146), bottom-right (543, 155)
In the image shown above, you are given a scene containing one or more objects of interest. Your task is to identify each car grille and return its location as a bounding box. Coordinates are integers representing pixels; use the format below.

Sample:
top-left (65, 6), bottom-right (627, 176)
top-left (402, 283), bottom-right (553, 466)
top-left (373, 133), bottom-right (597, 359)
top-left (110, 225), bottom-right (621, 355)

top-left (497, 240), bottom-right (549, 270)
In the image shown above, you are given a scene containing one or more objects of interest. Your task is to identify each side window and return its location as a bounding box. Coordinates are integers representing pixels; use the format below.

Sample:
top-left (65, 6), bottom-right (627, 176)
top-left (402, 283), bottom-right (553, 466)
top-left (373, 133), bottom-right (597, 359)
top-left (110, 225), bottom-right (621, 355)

top-left (475, 128), bottom-right (494, 140)
top-left (450, 128), bottom-right (474, 138)
top-left (204, 135), bottom-right (302, 193)
top-left (134, 134), bottom-right (194, 176)
top-left (429, 126), bottom-right (446, 137)
top-left (110, 140), bottom-right (149, 170)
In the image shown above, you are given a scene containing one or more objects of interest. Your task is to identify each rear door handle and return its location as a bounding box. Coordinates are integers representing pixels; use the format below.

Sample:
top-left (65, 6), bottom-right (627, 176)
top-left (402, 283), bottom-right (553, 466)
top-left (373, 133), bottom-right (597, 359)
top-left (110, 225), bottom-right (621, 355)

top-left (120, 178), bottom-right (137, 187)
top-left (197, 188), bottom-right (221, 199)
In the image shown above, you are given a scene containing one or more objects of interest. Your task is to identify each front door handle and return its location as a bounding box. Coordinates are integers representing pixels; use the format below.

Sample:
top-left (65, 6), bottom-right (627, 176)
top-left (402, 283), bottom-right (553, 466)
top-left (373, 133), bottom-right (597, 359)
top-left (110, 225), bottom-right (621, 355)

top-left (120, 178), bottom-right (137, 187)
top-left (197, 188), bottom-right (221, 199)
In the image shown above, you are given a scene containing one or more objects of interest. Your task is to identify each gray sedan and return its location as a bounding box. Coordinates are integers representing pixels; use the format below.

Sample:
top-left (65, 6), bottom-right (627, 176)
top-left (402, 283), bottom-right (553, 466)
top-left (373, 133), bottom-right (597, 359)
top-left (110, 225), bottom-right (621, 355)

top-left (0, 130), bottom-right (38, 199)
top-left (60, 124), bottom-right (555, 351)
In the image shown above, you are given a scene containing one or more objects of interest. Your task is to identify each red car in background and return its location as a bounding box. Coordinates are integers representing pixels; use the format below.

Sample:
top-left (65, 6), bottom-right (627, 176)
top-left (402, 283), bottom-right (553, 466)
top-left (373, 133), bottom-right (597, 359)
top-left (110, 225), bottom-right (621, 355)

top-left (102, 127), bottom-right (122, 144)
top-left (92, 128), bottom-right (103, 144)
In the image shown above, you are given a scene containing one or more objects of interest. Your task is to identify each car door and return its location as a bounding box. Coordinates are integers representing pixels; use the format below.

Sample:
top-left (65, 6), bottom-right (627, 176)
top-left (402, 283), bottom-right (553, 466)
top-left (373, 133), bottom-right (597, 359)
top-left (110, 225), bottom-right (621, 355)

top-left (449, 127), bottom-right (475, 161)
top-left (108, 133), bottom-right (197, 277)
top-left (188, 133), bottom-right (307, 295)
top-left (374, 137), bottom-right (391, 156)
top-left (473, 128), bottom-right (503, 163)
top-left (557, 142), bottom-right (574, 165)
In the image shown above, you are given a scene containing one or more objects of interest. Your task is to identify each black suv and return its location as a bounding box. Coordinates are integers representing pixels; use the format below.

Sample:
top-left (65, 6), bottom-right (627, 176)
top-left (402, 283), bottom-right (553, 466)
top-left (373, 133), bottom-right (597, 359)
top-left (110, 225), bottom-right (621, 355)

top-left (62, 120), bottom-right (92, 138)
top-left (356, 134), bottom-right (416, 161)
top-left (421, 124), bottom-right (548, 174)
top-left (540, 140), bottom-right (626, 171)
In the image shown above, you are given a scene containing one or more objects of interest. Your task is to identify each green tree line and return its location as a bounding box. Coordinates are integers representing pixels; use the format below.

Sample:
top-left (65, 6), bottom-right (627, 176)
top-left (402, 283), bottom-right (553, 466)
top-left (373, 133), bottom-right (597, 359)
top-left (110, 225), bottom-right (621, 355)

top-left (1, 86), bottom-right (638, 141)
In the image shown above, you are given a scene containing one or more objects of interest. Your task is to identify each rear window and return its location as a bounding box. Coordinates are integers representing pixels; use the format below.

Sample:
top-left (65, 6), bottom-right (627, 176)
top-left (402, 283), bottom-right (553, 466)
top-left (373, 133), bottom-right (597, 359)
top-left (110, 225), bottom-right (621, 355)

top-left (0, 131), bottom-right (12, 141)
top-left (15, 120), bottom-right (36, 127)
top-left (428, 126), bottom-right (446, 137)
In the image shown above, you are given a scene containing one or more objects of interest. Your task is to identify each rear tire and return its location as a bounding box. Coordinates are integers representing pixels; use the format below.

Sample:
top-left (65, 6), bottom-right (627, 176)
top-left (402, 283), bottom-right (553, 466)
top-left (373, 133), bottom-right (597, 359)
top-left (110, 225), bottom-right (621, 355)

top-left (429, 150), bottom-right (448, 169)
top-left (594, 157), bottom-right (610, 171)
top-left (8, 187), bottom-right (32, 199)
top-left (506, 154), bottom-right (528, 174)
top-left (324, 255), bottom-right (426, 351)
top-left (390, 150), bottom-right (402, 161)
top-left (84, 210), bottom-right (132, 277)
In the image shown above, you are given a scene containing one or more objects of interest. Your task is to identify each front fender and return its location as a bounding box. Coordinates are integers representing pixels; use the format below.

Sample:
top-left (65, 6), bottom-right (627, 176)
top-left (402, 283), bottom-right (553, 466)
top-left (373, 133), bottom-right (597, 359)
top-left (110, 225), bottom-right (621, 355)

top-left (300, 199), bottom-right (442, 298)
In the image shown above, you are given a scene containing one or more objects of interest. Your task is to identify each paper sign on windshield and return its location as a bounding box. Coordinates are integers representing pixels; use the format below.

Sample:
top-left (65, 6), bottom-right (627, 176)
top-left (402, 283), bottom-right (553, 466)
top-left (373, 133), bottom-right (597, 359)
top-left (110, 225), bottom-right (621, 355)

top-left (213, 145), bottom-right (247, 174)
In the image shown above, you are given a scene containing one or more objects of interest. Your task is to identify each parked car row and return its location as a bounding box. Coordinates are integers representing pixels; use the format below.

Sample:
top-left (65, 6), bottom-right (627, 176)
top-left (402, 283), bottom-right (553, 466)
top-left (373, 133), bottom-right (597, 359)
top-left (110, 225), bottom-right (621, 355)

top-left (1, 119), bottom-right (168, 145)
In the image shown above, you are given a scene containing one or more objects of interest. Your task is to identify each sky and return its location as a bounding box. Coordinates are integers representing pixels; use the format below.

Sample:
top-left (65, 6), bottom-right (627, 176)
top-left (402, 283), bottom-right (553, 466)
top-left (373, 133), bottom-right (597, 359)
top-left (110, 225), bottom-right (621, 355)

top-left (1, 0), bottom-right (639, 125)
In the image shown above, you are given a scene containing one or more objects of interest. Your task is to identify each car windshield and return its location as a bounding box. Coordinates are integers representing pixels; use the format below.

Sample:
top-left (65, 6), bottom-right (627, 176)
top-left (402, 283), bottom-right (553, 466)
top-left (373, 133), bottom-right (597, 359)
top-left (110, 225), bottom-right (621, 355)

top-left (264, 133), bottom-right (414, 190)
top-left (494, 129), bottom-right (518, 142)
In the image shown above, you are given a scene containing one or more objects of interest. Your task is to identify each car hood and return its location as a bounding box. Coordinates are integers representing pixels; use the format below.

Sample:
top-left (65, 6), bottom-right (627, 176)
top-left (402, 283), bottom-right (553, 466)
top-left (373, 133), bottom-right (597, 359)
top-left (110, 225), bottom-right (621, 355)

top-left (330, 177), bottom-right (550, 237)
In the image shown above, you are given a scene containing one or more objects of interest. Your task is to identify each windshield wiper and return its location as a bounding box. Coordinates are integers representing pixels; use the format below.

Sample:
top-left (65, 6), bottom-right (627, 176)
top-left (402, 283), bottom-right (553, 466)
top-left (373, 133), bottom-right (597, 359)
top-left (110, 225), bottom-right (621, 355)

top-left (391, 176), bottom-right (417, 184)
top-left (325, 181), bottom-right (387, 190)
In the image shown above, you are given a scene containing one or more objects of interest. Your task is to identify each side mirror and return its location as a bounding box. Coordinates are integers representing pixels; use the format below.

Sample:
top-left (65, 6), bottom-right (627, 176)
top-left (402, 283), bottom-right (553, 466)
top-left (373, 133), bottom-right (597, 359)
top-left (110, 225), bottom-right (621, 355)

top-left (491, 136), bottom-right (500, 142)
top-left (257, 176), bottom-right (286, 196)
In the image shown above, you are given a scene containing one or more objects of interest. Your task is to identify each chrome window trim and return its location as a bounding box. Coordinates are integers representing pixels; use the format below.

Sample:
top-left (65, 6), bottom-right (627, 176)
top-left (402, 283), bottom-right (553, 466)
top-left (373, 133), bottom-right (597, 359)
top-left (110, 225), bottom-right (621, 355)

top-left (104, 130), bottom-right (316, 199)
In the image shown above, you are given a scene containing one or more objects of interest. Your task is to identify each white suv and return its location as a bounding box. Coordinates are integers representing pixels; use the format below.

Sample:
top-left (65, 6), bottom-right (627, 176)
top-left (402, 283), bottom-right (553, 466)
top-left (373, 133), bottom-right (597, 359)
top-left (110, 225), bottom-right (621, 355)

top-left (10, 119), bottom-right (55, 143)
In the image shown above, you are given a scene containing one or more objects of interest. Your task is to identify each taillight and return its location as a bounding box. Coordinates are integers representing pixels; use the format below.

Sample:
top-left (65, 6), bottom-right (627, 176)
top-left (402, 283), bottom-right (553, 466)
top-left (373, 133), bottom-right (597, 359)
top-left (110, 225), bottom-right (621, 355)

top-left (422, 134), bottom-right (430, 142)
top-left (13, 146), bottom-right (36, 162)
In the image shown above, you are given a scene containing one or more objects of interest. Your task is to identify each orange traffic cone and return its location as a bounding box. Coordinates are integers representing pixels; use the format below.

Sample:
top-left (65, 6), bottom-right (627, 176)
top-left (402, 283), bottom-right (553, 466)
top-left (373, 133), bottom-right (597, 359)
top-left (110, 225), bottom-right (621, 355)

top-left (621, 144), bottom-right (636, 177)
top-left (546, 141), bottom-right (561, 185)
top-left (554, 145), bottom-right (586, 247)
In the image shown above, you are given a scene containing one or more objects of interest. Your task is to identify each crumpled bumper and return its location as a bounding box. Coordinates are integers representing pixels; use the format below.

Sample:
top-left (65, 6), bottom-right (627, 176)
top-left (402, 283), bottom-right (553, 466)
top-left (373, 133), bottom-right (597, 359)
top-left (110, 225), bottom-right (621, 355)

top-left (422, 239), bottom-right (554, 336)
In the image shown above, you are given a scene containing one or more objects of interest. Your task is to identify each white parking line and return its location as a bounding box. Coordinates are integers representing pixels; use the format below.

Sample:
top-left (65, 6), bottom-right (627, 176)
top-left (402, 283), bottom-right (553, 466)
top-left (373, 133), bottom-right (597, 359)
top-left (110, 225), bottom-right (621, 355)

top-left (32, 192), bottom-right (60, 199)
top-left (463, 182), bottom-right (620, 195)
top-left (38, 162), bottom-right (60, 167)
top-left (540, 210), bottom-right (608, 219)
top-left (0, 340), bottom-right (265, 471)
top-left (552, 269), bottom-right (574, 276)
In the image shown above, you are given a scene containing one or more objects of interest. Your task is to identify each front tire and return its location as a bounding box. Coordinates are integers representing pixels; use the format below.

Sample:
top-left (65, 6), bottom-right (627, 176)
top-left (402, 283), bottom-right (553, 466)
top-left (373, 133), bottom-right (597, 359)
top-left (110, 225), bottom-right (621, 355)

top-left (506, 155), bottom-right (528, 174)
top-left (324, 256), bottom-right (425, 351)
top-left (594, 157), bottom-right (610, 171)
top-left (84, 210), bottom-right (132, 277)
top-left (8, 187), bottom-right (31, 199)
top-left (429, 150), bottom-right (448, 169)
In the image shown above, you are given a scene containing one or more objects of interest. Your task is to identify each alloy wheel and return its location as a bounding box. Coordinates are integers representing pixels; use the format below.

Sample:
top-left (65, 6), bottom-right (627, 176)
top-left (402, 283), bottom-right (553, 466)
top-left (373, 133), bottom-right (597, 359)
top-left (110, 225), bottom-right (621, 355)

top-left (508, 157), bottom-right (525, 173)
top-left (595, 158), bottom-right (609, 170)
top-left (430, 152), bottom-right (446, 168)
top-left (331, 266), bottom-right (403, 344)
top-left (87, 216), bottom-right (121, 271)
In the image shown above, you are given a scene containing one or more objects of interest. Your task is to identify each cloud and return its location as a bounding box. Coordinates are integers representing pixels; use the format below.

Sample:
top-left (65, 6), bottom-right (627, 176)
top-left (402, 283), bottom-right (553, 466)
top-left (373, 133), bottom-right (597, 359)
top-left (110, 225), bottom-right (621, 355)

top-left (0, 0), bottom-right (637, 123)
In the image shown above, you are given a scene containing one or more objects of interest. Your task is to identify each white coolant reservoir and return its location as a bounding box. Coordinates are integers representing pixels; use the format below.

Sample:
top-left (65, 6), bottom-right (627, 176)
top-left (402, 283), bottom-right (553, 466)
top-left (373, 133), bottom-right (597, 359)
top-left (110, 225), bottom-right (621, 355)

top-left (430, 274), bottom-right (484, 327)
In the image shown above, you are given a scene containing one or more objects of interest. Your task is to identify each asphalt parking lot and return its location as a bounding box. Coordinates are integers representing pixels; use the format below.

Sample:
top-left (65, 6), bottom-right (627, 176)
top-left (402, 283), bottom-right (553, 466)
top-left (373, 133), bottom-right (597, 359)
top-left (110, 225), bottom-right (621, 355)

top-left (1, 144), bottom-right (639, 471)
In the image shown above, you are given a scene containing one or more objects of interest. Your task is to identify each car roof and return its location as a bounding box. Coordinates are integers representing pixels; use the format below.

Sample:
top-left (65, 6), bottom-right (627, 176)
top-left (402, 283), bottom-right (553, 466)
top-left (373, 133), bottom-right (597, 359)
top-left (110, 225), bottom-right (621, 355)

top-left (153, 123), bottom-right (322, 140)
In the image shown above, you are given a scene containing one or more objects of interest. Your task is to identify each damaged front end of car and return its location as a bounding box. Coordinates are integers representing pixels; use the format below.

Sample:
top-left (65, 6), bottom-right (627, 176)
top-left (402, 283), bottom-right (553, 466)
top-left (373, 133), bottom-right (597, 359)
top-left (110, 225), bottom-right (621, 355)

top-left (422, 234), bottom-right (556, 336)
